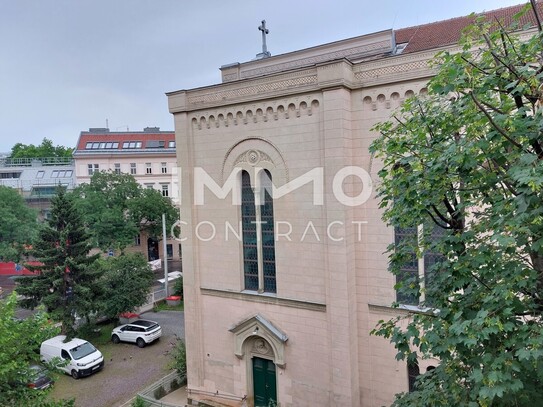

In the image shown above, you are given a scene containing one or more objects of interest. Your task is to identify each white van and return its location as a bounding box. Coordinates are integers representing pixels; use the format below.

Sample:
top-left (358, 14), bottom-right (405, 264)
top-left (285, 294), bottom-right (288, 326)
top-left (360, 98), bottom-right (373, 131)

top-left (40, 335), bottom-right (104, 379)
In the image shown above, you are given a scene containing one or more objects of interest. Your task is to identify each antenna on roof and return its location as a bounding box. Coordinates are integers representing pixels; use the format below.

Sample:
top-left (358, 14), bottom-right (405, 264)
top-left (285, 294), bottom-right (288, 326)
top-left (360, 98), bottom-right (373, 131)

top-left (391, 11), bottom-right (398, 29)
top-left (106, 118), bottom-right (109, 129)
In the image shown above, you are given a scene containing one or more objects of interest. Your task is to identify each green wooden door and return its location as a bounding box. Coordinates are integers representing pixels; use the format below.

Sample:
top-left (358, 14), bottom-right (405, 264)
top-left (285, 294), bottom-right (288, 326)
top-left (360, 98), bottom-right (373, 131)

top-left (253, 357), bottom-right (277, 406)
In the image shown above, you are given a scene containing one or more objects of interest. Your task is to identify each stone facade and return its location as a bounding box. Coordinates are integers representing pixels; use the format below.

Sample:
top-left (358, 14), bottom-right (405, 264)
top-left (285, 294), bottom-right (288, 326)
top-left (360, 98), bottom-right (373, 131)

top-left (167, 5), bottom-right (536, 406)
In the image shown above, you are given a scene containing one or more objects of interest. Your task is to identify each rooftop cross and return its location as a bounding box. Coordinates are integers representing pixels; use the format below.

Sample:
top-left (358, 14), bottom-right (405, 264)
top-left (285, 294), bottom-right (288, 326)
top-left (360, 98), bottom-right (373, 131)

top-left (256, 20), bottom-right (271, 59)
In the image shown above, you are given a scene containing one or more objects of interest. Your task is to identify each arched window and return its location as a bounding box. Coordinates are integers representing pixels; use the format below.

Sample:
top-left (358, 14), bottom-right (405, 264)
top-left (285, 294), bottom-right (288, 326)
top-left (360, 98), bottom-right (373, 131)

top-left (261, 170), bottom-right (276, 293)
top-left (240, 169), bottom-right (276, 293)
top-left (241, 170), bottom-right (258, 290)
top-left (407, 360), bottom-right (420, 392)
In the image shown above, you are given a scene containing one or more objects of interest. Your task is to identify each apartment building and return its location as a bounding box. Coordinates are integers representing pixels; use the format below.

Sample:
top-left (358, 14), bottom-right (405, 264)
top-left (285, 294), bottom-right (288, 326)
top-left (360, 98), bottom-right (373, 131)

top-left (0, 156), bottom-right (76, 219)
top-left (72, 127), bottom-right (180, 261)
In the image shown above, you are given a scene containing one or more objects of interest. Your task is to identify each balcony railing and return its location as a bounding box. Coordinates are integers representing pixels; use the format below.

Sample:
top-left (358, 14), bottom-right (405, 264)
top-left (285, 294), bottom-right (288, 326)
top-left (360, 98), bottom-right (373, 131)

top-left (0, 157), bottom-right (74, 167)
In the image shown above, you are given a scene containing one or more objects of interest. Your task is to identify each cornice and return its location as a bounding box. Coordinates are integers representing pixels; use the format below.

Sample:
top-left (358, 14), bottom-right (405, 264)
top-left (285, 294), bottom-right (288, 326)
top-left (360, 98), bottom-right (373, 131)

top-left (171, 47), bottom-right (452, 114)
top-left (186, 68), bottom-right (318, 110)
top-left (238, 39), bottom-right (392, 80)
top-left (201, 287), bottom-right (326, 312)
top-left (368, 302), bottom-right (435, 316)
top-left (169, 27), bottom-right (541, 115)
top-left (355, 53), bottom-right (437, 85)
top-left (177, 59), bottom-right (433, 114)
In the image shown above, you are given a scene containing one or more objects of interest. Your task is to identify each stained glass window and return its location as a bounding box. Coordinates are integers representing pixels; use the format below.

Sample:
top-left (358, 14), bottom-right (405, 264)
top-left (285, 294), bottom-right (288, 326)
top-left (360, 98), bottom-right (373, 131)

top-left (261, 170), bottom-right (276, 293)
top-left (242, 171), bottom-right (258, 291)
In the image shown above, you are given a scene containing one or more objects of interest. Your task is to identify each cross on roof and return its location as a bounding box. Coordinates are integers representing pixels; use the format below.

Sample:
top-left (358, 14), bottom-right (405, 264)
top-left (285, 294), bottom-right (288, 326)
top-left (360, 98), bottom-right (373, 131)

top-left (256, 20), bottom-right (271, 59)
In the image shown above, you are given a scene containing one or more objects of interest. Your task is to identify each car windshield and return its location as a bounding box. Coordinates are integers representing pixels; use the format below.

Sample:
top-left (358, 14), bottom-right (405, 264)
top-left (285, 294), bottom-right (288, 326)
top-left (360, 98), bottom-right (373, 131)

top-left (28, 365), bottom-right (47, 381)
top-left (30, 365), bottom-right (46, 375)
top-left (69, 342), bottom-right (96, 360)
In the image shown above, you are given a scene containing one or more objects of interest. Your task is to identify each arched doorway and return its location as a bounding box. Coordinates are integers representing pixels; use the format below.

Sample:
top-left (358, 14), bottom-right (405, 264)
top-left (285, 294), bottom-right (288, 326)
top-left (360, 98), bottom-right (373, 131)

top-left (229, 314), bottom-right (288, 407)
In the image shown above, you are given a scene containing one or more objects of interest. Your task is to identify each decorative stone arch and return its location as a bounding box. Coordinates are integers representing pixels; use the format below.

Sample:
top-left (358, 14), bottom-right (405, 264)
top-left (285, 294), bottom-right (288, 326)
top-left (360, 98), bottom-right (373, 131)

top-left (228, 314), bottom-right (288, 368)
top-left (221, 137), bottom-right (289, 186)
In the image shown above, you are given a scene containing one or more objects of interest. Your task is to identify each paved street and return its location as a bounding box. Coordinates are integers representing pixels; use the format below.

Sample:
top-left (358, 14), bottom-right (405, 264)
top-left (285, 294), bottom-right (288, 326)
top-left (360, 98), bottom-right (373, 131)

top-left (141, 309), bottom-right (185, 339)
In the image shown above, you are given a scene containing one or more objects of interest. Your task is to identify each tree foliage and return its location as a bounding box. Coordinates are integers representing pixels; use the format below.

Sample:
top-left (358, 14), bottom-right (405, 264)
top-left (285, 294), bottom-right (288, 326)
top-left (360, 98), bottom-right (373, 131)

top-left (129, 186), bottom-right (180, 239)
top-left (73, 171), bottom-right (179, 252)
top-left (0, 292), bottom-right (74, 407)
top-left (173, 275), bottom-right (183, 297)
top-left (97, 253), bottom-right (154, 320)
top-left (370, 6), bottom-right (543, 406)
top-left (17, 188), bottom-right (101, 339)
top-left (130, 396), bottom-right (149, 407)
top-left (10, 138), bottom-right (73, 159)
top-left (0, 186), bottom-right (38, 262)
top-left (73, 172), bottom-right (141, 251)
top-left (168, 339), bottom-right (187, 379)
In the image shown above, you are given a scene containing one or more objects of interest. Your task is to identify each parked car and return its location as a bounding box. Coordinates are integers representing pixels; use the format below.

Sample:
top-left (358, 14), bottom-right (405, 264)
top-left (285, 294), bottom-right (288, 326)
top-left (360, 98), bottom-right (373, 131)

top-left (111, 319), bottom-right (162, 348)
top-left (26, 364), bottom-right (54, 390)
top-left (40, 335), bottom-right (104, 379)
top-left (9, 364), bottom-right (54, 391)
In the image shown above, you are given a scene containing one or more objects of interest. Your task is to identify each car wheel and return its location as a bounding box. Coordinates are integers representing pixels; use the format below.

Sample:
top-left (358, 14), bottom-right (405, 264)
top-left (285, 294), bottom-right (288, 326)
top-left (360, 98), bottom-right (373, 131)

top-left (136, 338), bottom-right (145, 348)
top-left (71, 370), bottom-right (79, 380)
top-left (112, 334), bottom-right (120, 344)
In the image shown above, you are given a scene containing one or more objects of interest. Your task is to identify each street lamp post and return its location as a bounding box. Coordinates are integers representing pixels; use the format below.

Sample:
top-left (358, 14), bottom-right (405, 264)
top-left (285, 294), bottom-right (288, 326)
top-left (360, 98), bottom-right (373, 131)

top-left (162, 213), bottom-right (169, 296)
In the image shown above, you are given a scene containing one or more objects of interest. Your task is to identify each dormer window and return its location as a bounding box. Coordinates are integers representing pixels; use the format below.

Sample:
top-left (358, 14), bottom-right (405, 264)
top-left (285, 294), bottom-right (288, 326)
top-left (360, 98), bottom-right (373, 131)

top-left (85, 142), bottom-right (119, 149)
top-left (122, 141), bottom-right (142, 149)
top-left (146, 140), bottom-right (166, 149)
top-left (394, 43), bottom-right (408, 55)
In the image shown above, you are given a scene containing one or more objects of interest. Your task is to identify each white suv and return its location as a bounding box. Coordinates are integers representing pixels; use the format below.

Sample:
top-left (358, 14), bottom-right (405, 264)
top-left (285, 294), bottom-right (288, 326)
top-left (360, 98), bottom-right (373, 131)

top-left (111, 319), bottom-right (162, 348)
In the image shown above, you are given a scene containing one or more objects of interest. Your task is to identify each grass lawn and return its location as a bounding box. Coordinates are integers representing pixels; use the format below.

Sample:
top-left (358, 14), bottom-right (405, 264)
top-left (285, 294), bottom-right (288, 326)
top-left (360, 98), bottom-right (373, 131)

top-left (76, 321), bottom-right (116, 359)
top-left (152, 300), bottom-right (184, 312)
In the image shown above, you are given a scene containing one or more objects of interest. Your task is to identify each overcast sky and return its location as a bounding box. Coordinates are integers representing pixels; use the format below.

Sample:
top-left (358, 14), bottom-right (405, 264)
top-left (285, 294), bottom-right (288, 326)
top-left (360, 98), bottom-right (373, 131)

top-left (0, 0), bottom-right (527, 153)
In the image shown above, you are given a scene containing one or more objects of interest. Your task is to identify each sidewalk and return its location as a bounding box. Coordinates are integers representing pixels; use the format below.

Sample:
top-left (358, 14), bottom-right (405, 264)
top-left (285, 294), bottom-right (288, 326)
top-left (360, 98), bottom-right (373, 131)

top-left (160, 386), bottom-right (188, 406)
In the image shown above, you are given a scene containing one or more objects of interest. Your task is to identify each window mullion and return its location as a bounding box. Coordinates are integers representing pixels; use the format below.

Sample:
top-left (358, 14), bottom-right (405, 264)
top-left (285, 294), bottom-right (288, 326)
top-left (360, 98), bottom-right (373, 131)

top-left (417, 224), bottom-right (426, 304)
top-left (254, 173), bottom-right (265, 293)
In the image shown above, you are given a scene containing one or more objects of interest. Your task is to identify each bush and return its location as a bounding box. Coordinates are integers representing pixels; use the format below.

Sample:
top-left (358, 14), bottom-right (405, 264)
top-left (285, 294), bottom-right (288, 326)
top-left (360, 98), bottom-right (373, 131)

top-left (170, 378), bottom-right (181, 391)
top-left (173, 277), bottom-right (183, 297)
top-left (153, 385), bottom-right (166, 400)
top-left (168, 339), bottom-right (187, 377)
top-left (76, 322), bottom-right (101, 340)
top-left (131, 396), bottom-right (149, 407)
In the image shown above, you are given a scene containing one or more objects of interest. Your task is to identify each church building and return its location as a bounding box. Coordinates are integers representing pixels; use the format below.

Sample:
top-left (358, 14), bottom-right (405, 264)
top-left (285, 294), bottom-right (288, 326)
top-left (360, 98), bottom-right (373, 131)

top-left (167, 4), bottom-right (536, 406)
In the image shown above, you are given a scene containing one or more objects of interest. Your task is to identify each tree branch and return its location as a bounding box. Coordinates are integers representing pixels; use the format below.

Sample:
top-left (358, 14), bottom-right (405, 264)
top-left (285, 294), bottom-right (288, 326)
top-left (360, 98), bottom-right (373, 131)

top-left (531, 0), bottom-right (543, 33)
top-left (425, 209), bottom-right (451, 229)
top-left (431, 204), bottom-right (451, 225)
top-left (461, 56), bottom-right (490, 75)
top-left (470, 92), bottom-right (525, 150)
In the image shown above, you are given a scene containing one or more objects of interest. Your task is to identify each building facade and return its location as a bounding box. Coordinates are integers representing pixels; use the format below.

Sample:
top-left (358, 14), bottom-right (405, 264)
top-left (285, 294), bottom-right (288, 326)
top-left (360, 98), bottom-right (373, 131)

top-left (0, 156), bottom-right (76, 220)
top-left (72, 127), bottom-right (181, 261)
top-left (167, 5), bottom-right (536, 406)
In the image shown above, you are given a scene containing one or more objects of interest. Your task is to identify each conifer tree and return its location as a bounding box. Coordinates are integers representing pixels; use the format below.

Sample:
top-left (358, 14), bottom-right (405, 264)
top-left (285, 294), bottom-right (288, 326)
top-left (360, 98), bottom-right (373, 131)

top-left (18, 188), bottom-right (101, 338)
